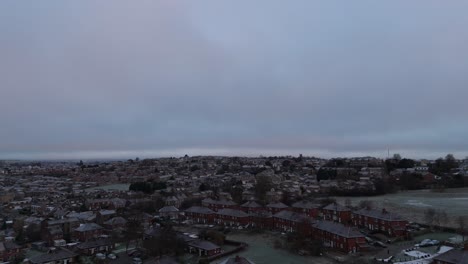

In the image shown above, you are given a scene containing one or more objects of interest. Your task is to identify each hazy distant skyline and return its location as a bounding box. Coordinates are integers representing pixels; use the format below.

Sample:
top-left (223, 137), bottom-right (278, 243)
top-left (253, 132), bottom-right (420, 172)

top-left (2, 1), bottom-right (468, 160)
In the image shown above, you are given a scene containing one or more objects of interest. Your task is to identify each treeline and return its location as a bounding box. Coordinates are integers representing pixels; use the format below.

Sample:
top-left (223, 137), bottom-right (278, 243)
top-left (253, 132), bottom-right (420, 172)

top-left (129, 181), bottom-right (167, 194)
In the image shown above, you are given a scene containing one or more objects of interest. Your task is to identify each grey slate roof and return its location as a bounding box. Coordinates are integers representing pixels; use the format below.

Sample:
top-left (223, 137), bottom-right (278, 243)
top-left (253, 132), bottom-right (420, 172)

top-left (76, 239), bottom-right (113, 250)
top-left (185, 206), bottom-right (214, 214)
top-left (273, 210), bottom-right (310, 223)
top-left (241, 201), bottom-right (262, 208)
top-left (202, 198), bottom-right (237, 206)
top-left (3, 241), bottom-right (21, 250)
top-left (323, 203), bottom-right (350, 212)
top-left (249, 211), bottom-right (272, 218)
top-left (216, 208), bottom-right (249, 218)
top-left (188, 239), bottom-right (220, 251)
top-left (433, 249), bottom-right (468, 264)
top-left (314, 221), bottom-right (363, 238)
top-left (75, 223), bottom-right (103, 232)
top-left (29, 248), bottom-right (78, 264)
top-left (159, 205), bottom-right (179, 213)
top-left (104, 216), bottom-right (127, 226)
top-left (292, 200), bottom-right (320, 209)
top-left (48, 217), bottom-right (79, 225)
top-left (353, 208), bottom-right (405, 221)
top-left (266, 202), bottom-right (289, 209)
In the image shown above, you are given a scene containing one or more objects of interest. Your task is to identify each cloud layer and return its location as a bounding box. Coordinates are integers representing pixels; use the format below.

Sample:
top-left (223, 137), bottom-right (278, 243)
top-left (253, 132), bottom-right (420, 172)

top-left (1, 1), bottom-right (468, 159)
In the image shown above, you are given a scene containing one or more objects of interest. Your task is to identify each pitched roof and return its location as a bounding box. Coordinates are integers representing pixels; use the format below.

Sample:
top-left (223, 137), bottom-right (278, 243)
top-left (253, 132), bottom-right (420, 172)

top-left (159, 205), bottom-right (179, 213)
top-left (249, 211), bottom-right (272, 218)
top-left (188, 239), bottom-right (220, 251)
top-left (185, 206), bottom-right (214, 214)
top-left (292, 200), bottom-right (320, 210)
top-left (75, 223), bottom-right (103, 232)
top-left (314, 221), bottom-right (363, 238)
top-left (433, 249), bottom-right (468, 264)
top-left (217, 208), bottom-right (249, 218)
top-left (323, 203), bottom-right (350, 212)
top-left (99, 209), bottom-right (116, 215)
top-left (47, 217), bottom-right (79, 225)
top-left (104, 216), bottom-right (127, 226)
top-left (202, 198), bottom-right (237, 206)
top-left (241, 201), bottom-right (262, 208)
top-left (273, 211), bottom-right (310, 223)
top-left (3, 241), bottom-right (21, 250)
top-left (76, 239), bottom-right (113, 250)
top-left (29, 248), bottom-right (78, 264)
top-left (266, 202), bottom-right (289, 209)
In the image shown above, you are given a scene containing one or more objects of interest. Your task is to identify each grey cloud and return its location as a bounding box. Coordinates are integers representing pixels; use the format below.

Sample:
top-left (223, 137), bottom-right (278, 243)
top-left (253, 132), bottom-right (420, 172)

top-left (1, 0), bottom-right (468, 159)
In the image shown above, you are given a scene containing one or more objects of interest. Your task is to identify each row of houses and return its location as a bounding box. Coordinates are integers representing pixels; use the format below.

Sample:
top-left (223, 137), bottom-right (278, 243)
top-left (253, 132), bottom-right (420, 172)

top-left (202, 198), bottom-right (320, 217)
top-left (185, 205), bottom-right (368, 253)
top-left (197, 199), bottom-right (409, 238)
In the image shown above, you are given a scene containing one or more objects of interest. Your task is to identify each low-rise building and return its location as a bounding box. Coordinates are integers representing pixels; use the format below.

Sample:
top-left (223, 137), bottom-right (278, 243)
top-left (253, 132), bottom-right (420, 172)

top-left (215, 209), bottom-right (249, 227)
top-left (352, 208), bottom-right (408, 237)
top-left (187, 240), bottom-right (221, 257)
top-left (185, 206), bottom-right (215, 224)
top-left (75, 239), bottom-right (114, 256)
top-left (291, 200), bottom-right (320, 218)
top-left (73, 223), bottom-right (104, 242)
top-left (312, 221), bottom-right (368, 253)
top-left (29, 247), bottom-right (78, 264)
top-left (322, 203), bottom-right (352, 224)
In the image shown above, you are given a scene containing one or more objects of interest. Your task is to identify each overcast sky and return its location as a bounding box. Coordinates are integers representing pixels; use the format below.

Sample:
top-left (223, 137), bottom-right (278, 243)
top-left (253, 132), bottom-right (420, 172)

top-left (1, 1), bottom-right (468, 160)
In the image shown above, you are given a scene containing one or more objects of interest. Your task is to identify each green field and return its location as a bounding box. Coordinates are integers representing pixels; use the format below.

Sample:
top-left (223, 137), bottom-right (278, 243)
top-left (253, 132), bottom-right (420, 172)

top-left (85, 183), bottom-right (130, 192)
top-left (335, 187), bottom-right (468, 227)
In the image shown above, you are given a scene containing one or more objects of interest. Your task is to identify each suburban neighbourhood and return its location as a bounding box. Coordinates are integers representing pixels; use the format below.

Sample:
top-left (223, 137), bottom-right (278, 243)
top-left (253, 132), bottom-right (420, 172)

top-left (0, 155), bottom-right (467, 263)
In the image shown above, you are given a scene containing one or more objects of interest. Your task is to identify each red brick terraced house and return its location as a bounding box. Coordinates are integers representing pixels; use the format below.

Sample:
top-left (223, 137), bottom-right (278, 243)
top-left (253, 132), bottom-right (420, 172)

top-left (322, 203), bottom-right (352, 224)
top-left (272, 210), bottom-right (315, 234)
top-left (0, 241), bottom-right (22, 262)
top-left (266, 202), bottom-right (289, 214)
top-left (75, 239), bottom-right (115, 256)
top-left (312, 221), bottom-right (368, 253)
top-left (73, 223), bottom-right (104, 242)
top-left (184, 206), bottom-right (215, 224)
top-left (215, 208), bottom-right (249, 227)
top-left (248, 211), bottom-right (273, 229)
top-left (29, 247), bottom-right (78, 264)
top-left (292, 200), bottom-right (321, 218)
top-left (352, 208), bottom-right (408, 237)
top-left (41, 218), bottom-right (80, 245)
top-left (202, 198), bottom-right (238, 212)
top-left (103, 216), bottom-right (127, 230)
top-left (43, 225), bottom-right (64, 245)
top-left (241, 200), bottom-right (264, 214)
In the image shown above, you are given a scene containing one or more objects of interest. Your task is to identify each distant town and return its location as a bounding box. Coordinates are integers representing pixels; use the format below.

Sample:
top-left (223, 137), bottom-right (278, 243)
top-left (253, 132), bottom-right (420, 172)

top-left (0, 154), bottom-right (467, 264)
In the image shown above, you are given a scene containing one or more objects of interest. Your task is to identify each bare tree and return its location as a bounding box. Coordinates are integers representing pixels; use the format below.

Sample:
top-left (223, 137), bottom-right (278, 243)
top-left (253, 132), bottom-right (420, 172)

top-left (434, 210), bottom-right (448, 228)
top-left (457, 216), bottom-right (467, 243)
top-left (124, 215), bottom-right (143, 253)
top-left (254, 175), bottom-right (272, 204)
top-left (424, 208), bottom-right (436, 230)
top-left (345, 198), bottom-right (352, 208)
